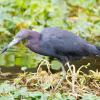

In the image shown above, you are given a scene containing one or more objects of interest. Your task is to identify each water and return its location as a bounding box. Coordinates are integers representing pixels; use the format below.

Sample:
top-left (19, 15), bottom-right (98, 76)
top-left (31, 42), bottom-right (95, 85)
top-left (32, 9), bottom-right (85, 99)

top-left (72, 56), bottom-right (100, 73)
top-left (0, 47), bottom-right (42, 68)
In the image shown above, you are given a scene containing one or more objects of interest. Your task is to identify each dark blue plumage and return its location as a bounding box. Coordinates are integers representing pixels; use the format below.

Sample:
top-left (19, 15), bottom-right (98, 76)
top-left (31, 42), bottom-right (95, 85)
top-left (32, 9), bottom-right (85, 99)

top-left (33, 27), bottom-right (100, 64)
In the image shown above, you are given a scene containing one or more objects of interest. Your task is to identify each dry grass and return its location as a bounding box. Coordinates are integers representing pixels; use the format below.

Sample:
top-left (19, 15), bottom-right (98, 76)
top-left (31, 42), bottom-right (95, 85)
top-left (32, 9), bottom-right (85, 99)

top-left (12, 60), bottom-right (100, 98)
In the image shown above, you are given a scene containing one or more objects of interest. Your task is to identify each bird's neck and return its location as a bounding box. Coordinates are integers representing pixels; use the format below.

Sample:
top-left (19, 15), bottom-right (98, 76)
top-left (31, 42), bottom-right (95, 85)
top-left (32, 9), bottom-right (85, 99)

top-left (25, 32), bottom-right (41, 52)
top-left (30, 31), bottom-right (41, 43)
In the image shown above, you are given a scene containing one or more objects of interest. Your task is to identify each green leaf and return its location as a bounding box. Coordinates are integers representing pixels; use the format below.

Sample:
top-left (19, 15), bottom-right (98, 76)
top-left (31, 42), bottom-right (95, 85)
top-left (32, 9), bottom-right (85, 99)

top-left (0, 95), bottom-right (14, 100)
top-left (81, 94), bottom-right (100, 100)
top-left (0, 82), bottom-right (16, 93)
top-left (28, 91), bottom-right (43, 98)
top-left (51, 60), bottom-right (62, 70)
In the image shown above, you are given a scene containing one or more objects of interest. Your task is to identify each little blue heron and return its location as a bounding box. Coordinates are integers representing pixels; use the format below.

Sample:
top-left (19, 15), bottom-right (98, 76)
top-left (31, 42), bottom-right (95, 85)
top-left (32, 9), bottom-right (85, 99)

top-left (1, 27), bottom-right (100, 75)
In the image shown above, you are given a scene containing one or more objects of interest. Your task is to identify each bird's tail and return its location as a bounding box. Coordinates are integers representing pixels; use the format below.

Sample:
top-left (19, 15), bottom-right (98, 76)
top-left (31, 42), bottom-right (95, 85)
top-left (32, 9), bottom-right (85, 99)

top-left (96, 46), bottom-right (100, 55)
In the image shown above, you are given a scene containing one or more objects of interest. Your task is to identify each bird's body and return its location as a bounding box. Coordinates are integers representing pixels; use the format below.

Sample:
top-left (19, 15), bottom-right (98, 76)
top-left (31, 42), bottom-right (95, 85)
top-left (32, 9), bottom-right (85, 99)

top-left (25, 28), bottom-right (100, 64)
top-left (1, 27), bottom-right (100, 65)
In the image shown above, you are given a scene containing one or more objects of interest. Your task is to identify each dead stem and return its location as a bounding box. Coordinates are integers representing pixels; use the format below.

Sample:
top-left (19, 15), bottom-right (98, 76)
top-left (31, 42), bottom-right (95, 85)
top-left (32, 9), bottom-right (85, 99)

top-left (11, 62), bottom-right (100, 97)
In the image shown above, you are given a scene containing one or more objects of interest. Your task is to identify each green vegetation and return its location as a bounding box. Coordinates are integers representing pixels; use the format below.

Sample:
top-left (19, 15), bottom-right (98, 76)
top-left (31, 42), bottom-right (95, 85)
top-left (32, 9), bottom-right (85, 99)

top-left (0, 0), bottom-right (100, 99)
top-left (0, 0), bottom-right (100, 67)
top-left (0, 0), bottom-right (100, 44)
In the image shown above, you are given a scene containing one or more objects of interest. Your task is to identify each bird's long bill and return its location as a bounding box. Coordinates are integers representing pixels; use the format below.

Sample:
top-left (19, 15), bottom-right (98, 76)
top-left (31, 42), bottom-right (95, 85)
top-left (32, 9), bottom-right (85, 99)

top-left (1, 38), bottom-right (21, 54)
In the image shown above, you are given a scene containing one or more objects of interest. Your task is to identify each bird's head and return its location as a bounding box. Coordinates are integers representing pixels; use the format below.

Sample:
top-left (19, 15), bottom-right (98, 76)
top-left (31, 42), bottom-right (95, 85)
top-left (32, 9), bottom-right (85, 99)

top-left (1, 29), bottom-right (35, 54)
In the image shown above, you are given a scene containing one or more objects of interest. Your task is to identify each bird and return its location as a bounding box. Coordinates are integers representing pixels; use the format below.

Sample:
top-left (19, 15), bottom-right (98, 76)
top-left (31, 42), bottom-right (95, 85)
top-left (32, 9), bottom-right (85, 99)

top-left (1, 27), bottom-right (100, 74)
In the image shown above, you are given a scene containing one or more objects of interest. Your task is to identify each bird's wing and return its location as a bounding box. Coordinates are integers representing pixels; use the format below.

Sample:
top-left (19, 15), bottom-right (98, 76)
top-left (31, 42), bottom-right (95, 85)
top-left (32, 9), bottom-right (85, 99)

top-left (51, 36), bottom-right (88, 56)
top-left (41, 28), bottom-right (88, 57)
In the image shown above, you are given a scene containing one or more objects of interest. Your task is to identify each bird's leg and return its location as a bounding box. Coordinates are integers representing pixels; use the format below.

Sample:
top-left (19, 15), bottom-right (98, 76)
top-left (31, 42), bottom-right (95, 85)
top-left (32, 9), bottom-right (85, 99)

top-left (59, 63), bottom-right (66, 77)
top-left (54, 57), bottom-right (67, 90)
